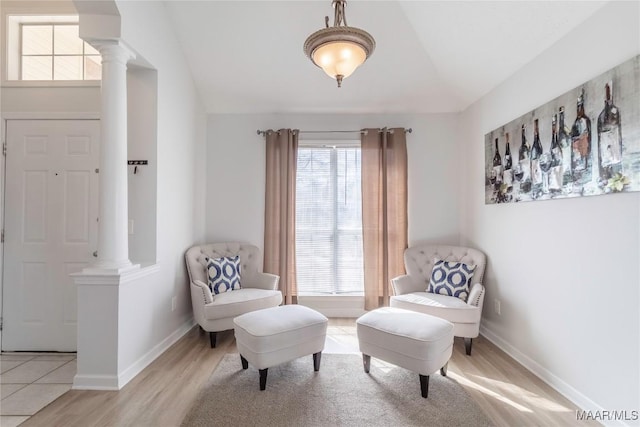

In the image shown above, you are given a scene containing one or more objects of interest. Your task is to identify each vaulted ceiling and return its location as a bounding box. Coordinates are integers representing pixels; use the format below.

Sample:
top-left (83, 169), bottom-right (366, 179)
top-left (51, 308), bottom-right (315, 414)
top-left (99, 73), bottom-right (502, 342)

top-left (164, 1), bottom-right (607, 114)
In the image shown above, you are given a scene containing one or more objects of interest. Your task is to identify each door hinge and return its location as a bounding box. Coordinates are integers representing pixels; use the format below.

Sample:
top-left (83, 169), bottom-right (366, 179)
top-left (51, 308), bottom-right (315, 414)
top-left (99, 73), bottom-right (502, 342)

top-left (1, 229), bottom-right (4, 243)
top-left (2, 142), bottom-right (6, 156)
top-left (0, 317), bottom-right (3, 331)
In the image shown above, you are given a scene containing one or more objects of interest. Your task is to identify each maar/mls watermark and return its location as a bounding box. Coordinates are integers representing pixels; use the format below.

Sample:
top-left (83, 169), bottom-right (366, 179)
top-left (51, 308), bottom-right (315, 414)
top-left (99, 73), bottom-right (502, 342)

top-left (576, 410), bottom-right (639, 422)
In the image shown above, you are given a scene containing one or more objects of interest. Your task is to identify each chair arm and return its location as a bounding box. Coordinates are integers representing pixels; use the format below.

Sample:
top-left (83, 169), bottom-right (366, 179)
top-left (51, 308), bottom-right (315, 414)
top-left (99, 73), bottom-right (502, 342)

top-left (467, 283), bottom-right (485, 308)
top-left (192, 280), bottom-right (213, 304)
top-left (391, 274), bottom-right (419, 296)
top-left (248, 272), bottom-right (280, 290)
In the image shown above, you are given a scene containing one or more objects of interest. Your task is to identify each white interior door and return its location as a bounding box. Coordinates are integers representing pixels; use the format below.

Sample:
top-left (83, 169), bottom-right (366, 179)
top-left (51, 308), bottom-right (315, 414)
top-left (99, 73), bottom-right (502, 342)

top-left (3, 119), bottom-right (99, 351)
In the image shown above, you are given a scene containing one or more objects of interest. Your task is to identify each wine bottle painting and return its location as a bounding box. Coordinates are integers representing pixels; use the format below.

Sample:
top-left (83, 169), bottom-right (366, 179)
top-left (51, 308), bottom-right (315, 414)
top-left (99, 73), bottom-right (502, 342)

top-left (485, 54), bottom-right (640, 204)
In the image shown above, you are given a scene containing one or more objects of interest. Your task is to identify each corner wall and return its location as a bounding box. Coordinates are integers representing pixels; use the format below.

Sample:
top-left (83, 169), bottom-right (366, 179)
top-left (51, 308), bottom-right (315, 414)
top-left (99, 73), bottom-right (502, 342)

top-left (458, 2), bottom-right (639, 421)
top-left (206, 113), bottom-right (460, 249)
top-left (112, 0), bottom-right (207, 381)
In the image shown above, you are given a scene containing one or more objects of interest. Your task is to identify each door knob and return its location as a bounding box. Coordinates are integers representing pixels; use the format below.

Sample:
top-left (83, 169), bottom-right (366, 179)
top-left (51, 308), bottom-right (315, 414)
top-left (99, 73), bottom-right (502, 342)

top-left (93, 251), bottom-right (98, 258)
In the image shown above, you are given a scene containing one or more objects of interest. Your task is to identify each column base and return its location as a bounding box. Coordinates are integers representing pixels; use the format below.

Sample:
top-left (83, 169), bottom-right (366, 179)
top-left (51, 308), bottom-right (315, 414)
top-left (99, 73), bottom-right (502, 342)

top-left (82, 261), bottom-right (140, 276)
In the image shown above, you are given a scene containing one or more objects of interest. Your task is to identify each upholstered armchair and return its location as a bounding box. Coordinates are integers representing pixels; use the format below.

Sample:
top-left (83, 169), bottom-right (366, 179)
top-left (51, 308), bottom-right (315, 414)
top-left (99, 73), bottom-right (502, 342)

top-left (390, 245), bottom-right (486, 355)
top-left (185, 242), bottom-right (282, 348)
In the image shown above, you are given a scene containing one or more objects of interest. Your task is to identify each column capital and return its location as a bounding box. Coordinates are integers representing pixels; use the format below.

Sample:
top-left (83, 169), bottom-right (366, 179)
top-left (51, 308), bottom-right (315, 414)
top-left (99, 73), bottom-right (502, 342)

top-left (92, 40), bottom-right (136, 65)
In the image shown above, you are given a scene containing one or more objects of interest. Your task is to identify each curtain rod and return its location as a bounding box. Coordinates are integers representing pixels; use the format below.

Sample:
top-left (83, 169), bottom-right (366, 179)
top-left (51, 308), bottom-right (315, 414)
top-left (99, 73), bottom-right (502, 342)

top-left (256, 128), bottom-right (412, 136)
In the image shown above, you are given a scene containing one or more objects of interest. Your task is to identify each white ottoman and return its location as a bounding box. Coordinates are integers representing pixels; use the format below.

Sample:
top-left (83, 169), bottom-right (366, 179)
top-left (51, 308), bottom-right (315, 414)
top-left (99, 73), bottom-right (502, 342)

top-left (356, 307), bottom-right (454, 398)
top-left (233, 305), bottom-right (328, 390)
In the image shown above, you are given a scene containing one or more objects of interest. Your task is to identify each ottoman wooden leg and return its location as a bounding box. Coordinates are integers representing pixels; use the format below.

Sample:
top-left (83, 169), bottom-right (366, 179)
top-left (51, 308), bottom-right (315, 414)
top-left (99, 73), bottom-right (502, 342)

top-left (440, 361), bottom-right (448, 377)
top-left (313, 352), bottom-right (322, 371)
top-left (240, 355), bottom-right (248, 370)
top-left (419, 374), bottom-right (430, 398)
top-left (259, 368), bottom-right (268, 391)
top-left (464, 338), bottom-right (473, 355)
top-left (209, 332), bottom-right (217, 348)
top-left (362, 354), bottom-right (371, 373)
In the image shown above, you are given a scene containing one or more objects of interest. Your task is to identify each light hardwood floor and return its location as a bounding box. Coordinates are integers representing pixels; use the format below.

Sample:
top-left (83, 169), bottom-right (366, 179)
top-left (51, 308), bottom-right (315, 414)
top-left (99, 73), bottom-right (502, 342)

top-left (20, 319), bottom-right (598, 427)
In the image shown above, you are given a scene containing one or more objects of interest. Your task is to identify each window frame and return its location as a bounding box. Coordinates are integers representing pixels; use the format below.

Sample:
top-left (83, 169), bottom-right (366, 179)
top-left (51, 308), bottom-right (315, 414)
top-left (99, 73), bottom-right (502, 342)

top-left (19, 22), bottom-right (101, 82)
top-left (3, 13), bottom-right (100, 87)
top-left (295, 140), bottom-right (364, 296)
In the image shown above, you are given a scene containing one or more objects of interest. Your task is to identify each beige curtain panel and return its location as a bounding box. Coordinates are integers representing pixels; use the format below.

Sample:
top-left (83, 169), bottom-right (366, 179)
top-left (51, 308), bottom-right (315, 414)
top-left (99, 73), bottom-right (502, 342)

top-left (264, 129), bottom-right (299, 304)
top-left (361, 128), bottom-right (408, 310)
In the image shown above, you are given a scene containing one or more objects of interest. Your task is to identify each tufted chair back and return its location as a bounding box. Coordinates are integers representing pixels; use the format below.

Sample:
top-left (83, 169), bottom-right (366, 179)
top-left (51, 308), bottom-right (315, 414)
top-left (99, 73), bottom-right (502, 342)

top-left (392, 244), bottom-right (488, 354)
top-left (185, 242), bottom-right (263, 286)
top-left (404, 245), bottom-right (486, 290)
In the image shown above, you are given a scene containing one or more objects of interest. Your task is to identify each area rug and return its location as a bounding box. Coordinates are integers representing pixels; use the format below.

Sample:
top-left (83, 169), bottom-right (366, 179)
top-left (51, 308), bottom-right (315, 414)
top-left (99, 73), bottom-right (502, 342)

top-left (181, 353), bottom-right (494, 427)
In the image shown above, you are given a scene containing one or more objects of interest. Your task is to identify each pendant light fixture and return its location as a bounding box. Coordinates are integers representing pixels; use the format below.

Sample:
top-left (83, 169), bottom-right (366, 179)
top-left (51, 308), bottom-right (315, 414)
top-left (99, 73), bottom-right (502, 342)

top-left (303, 0), bottom-right (375, 88)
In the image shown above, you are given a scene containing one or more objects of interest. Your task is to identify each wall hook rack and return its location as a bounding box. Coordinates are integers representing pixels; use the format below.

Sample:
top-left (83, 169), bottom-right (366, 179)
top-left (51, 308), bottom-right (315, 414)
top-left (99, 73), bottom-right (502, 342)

top-left (128, 160), bottom-right (148, 174)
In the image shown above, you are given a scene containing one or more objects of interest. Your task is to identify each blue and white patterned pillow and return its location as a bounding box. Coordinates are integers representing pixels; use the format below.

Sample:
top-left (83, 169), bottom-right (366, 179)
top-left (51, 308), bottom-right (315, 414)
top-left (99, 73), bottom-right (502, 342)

top-left (427, 259), bottom-right (476, 302)
top-left (205, 256), bottom-right (242, 295)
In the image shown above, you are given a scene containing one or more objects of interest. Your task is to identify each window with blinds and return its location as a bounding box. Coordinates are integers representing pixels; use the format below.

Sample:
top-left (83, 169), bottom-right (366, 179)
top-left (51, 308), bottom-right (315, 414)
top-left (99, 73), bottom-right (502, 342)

top-left (295, 144), bottom-right (364, 295)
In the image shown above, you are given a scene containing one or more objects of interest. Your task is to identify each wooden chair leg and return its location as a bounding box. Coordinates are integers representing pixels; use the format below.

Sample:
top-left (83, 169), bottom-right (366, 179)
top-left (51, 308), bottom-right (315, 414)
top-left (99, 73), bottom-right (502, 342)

top-left (209, 332), bottom-right (217, 348)
top-left (419, 374), bottom-right (430, 398)
top-left (313, 352), bottom-right (322, 371)
top-left (259, 368), bottom-right (268, 390)
top-left (440, 361), bottom-right (448, 376)
top-left (362, 354), bottom-right (371, 373)
top-left (464, 338), bottom-right (473, 355)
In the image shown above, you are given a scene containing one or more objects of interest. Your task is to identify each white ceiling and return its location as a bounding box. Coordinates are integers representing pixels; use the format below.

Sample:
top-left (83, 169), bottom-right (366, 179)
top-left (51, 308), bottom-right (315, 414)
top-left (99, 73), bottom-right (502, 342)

top-left (164, 1), bottom-right (607, 114)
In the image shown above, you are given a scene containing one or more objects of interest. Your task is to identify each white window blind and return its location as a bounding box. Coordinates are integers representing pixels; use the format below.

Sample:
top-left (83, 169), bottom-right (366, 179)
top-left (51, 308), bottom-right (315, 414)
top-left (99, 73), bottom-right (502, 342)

top-left (295, 144), bottom-right (364, 295)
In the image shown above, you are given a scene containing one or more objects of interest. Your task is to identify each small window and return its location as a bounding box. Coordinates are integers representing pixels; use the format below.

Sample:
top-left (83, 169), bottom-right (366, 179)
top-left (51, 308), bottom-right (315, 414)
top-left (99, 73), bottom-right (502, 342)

top-left (5, 15), bottom-right (101, 82)
top-left (20, 23), bottom-right (101, 81)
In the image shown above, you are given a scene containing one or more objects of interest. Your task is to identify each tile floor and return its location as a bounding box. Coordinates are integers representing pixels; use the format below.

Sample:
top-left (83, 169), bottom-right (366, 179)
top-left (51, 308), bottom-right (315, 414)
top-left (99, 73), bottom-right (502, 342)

top-left (0, 353), bottom-right (76, 427)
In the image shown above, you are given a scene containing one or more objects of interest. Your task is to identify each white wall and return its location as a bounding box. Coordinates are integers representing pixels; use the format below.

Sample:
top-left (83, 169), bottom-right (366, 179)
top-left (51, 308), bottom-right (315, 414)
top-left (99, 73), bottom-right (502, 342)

top-left (1, 86), bottom-right (100, 113)
top-left (458, 1), bottom-right (639, 421)
top-left (127, 66), bottom-right (158, 264)
top-left (206, 113), bottom-right (460, 249)
top-left (112, 0), bottom-right (207, 380)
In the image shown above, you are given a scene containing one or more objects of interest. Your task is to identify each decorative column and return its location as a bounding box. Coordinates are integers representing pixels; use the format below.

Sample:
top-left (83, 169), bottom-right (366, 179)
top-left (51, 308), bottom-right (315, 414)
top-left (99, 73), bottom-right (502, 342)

top-left (72, 40), bottom-right (140, 390)
top-left (88, 41), bottom-right (137, 273)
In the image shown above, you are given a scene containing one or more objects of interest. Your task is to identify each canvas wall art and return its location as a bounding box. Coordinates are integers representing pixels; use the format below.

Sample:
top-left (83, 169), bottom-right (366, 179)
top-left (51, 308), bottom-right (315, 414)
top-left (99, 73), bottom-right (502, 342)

top-left (485, 54), bottom-right (640, 204)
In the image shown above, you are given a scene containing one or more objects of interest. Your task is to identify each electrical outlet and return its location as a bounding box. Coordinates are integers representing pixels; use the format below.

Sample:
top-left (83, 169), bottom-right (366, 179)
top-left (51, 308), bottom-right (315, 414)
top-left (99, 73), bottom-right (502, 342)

top-left (171, 296), bottom-right (177, 312)
top-left (494, 298), bottom-right (501, 316)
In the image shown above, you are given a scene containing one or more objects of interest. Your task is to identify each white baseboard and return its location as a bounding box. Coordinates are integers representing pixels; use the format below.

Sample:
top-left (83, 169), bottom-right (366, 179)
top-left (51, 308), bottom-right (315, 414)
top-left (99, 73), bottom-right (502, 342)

top-left (116, 317), bottom-right (195, 389)
top-left (298, 296), bottom-right (365, 318)
top-left (308, 307), bottom-right (366, 318)
top-left (72, 374), bottom-right (119, 390)
top-left (72, 317), bottom-right (195, 391)
top-left (480, 323), bottom-right (632, 427)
